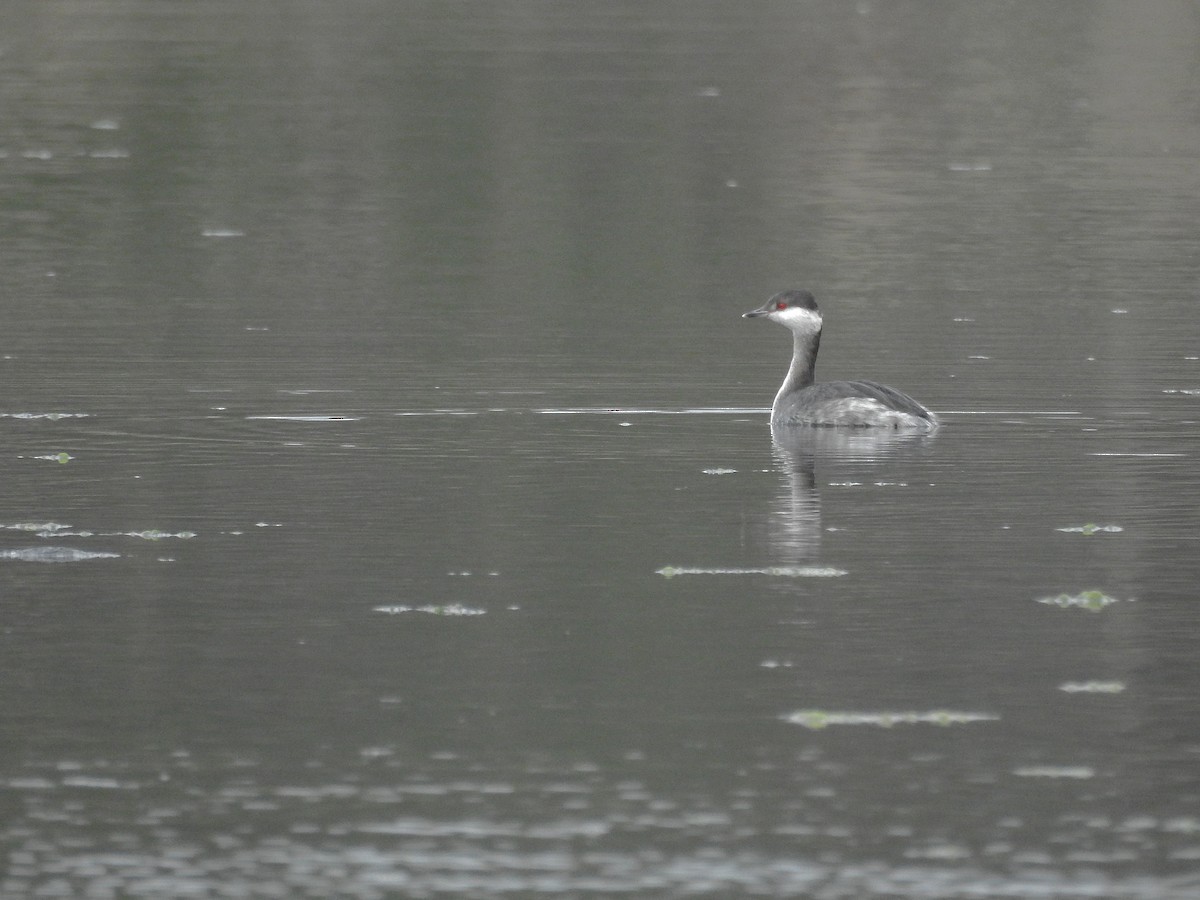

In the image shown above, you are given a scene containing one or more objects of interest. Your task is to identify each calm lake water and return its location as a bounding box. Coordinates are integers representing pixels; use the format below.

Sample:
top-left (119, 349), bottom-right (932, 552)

top-left (3, 2), bottom-right (1200, 897)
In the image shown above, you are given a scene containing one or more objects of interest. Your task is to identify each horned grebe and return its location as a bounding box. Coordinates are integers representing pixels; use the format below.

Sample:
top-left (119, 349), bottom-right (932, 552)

top-left (744, 290), bottom-right (938, 430)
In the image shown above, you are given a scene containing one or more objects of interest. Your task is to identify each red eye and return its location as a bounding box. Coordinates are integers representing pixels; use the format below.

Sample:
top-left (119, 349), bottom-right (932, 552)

top-left (775, 301), bottom-right (788, 310)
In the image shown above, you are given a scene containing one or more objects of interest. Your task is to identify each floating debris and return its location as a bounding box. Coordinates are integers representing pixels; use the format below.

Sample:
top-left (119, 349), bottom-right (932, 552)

top-left (0, 547), bottom-right (120, 563)
top-left (657, 565), bottom-right (847, 579)
top-left (115, 530), bottom-right (196, 541)
top-left (1162, 389), bottom-right (1200, 395)
top-left (1014, 766), bottom-right (1095, 779)
top-left (0, 523), bottom-right (72, 533)
top-left (702, 468), bottom-right (737, 475)
top-left (373, 604), bottom-right (486, 617)
top-left (1059, 681), bottom-right (1126, 693)
top-left (30, 452), bottom-right (72, 464)
top-left (1056, 524), bottom-right (1124, 535)
top-left (1, 523), bottom-right (193, 541)
top-left (784, 710), bottom-right (998, 730)
top-left (201, 228), bottom-right (245, 238)
top-left (1036, 591), bottom-right (1130, 611)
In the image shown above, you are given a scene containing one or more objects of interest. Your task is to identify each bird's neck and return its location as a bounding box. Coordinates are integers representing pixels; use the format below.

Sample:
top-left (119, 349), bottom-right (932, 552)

top-left (775, 329), bottom-right (820, 405)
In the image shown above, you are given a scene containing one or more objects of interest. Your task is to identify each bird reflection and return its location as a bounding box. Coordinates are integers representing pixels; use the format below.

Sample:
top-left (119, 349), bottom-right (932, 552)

top-left (767, 424), bottom-right (937, 562)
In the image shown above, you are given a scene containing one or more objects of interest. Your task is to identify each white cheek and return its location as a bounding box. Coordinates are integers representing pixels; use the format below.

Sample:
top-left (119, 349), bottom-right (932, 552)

top-left (775, 307), bottom-right (822, 332)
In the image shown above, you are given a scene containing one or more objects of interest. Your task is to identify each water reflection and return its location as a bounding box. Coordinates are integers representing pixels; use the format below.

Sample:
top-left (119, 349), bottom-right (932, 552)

top-left (767, 424), bottom-right (937, 562)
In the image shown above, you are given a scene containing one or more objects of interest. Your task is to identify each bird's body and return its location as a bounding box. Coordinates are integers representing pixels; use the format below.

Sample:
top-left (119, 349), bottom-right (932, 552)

top-left (744, 290), bottom-right (938, 430)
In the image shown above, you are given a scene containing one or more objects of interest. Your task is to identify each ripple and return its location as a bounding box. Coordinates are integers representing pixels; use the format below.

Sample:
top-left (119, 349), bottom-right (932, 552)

top-left (657, 565), bottom-right (847, 578)
top-left (245, 415), bottom-right (362, 422)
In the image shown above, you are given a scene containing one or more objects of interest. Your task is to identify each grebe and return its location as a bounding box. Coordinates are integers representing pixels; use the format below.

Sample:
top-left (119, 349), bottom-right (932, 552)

top-left (744, 290), bottom-right (938, 430)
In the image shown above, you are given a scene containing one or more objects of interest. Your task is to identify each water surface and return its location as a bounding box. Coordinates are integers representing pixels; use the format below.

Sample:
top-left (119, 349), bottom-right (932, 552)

top-left (3, 2), bottom-right (1200, 897)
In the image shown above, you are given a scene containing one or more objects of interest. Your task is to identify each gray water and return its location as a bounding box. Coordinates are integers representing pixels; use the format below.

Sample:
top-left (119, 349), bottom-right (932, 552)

top-left (3, 2), bottom-right (1200, 898)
